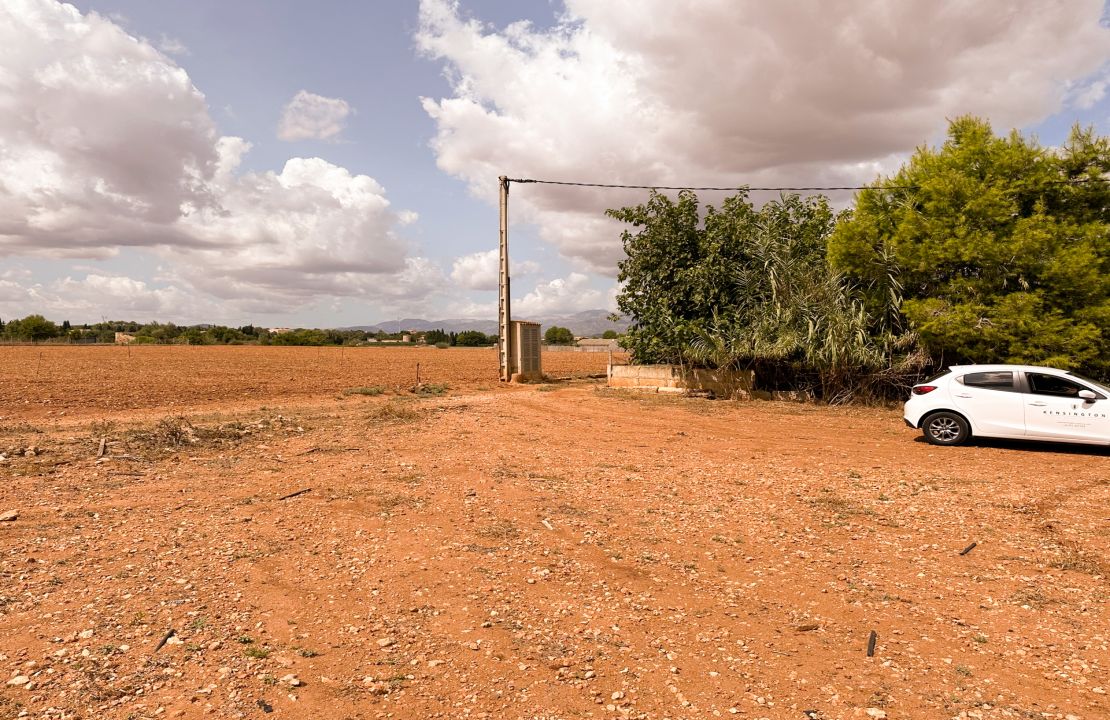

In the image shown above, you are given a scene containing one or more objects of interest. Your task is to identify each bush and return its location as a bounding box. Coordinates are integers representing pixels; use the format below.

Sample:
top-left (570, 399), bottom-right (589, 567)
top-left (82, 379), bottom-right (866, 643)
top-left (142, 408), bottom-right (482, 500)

top-left (345, 386), bottom-right (384, 396)
top-left (434, 341), bottom-right (450, 349)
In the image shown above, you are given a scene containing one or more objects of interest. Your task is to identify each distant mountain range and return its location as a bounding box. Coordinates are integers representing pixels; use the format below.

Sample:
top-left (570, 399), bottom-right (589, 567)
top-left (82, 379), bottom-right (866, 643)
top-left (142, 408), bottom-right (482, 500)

top-left (344, 309), bottom-right (628, 337)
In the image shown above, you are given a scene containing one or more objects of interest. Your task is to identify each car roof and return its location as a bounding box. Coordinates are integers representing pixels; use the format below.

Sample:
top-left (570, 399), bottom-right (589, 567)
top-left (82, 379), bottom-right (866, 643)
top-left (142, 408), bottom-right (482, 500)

top-left (947, 364), bottom-right (1069, 374)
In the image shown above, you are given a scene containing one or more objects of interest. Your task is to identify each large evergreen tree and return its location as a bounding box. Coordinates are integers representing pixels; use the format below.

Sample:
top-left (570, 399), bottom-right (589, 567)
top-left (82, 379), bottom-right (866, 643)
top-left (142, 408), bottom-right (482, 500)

top-left (830, 117), bottom-right (1110, 376)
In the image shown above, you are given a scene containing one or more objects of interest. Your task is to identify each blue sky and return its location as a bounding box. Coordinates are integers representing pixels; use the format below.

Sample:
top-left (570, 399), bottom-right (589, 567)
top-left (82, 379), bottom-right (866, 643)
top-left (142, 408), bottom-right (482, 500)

top-left (1, 1), bottom-right (1108, 327)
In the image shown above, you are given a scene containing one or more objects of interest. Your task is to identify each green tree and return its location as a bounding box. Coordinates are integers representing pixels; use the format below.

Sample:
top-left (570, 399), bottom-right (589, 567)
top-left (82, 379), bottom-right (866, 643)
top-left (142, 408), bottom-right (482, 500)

top-left (610, 191), bottom-right (906, 401)
top-left (455, 330), bottom-right (492, 347)
top-left (4, 314), bottom-right (60, 342)
top-left (829, 117), bottom-right (1110, 377)
top-left (425, 328), bottom-right (449, 345)
top-left (601, 330), bottom-right (619, 339)
top-left (544, 326), bottom-right (575, 345)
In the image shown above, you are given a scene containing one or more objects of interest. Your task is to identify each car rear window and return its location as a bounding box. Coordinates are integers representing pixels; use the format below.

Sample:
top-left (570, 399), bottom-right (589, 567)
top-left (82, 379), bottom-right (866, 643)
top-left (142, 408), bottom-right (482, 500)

top-left (959, 371), bottom-right (1015, 389)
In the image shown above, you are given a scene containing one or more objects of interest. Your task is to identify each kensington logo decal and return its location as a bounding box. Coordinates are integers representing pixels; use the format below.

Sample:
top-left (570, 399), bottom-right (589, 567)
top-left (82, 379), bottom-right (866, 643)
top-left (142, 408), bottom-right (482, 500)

top-left (1043, 410), bottom-right (1107, 418)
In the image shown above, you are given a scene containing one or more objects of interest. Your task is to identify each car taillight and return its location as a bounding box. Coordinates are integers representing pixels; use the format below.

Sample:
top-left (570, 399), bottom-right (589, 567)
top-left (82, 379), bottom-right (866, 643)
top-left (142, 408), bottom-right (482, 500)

top-left (912, 385), bottom-right (937, 395)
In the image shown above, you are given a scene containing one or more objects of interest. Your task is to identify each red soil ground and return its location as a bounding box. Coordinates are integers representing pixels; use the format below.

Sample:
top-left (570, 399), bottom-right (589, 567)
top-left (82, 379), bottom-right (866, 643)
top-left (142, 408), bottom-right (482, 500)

top-left (0, 347), bottom-right (1106, 719)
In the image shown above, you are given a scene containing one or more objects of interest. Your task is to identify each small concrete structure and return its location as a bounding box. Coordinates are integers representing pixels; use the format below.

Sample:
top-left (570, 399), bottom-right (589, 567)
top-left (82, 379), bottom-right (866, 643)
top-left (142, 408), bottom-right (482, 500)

top-left (114, 332), bottom-right (135, 344)
top-left (510, 320), bottom-right (543, 382)
top-left (607, 363), bottom-right (754, 399)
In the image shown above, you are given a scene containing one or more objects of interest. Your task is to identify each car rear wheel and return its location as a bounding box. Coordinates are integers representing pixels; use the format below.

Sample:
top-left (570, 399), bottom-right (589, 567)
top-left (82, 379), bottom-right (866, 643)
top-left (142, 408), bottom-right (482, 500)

top-left (923, 411), bottom-right (970, 446)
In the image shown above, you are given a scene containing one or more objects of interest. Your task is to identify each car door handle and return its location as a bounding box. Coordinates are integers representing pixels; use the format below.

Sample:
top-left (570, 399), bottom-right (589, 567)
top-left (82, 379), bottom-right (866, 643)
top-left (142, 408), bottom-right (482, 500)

top-left (1028, 401), bottom-right (1047, 407)
top-left (954, 393), bottom-right (972, 398)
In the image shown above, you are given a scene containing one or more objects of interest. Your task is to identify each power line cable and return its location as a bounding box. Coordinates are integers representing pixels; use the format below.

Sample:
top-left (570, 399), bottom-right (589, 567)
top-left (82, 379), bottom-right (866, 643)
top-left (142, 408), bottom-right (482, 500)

top-left (506, 177), bottom-right (1104, 192)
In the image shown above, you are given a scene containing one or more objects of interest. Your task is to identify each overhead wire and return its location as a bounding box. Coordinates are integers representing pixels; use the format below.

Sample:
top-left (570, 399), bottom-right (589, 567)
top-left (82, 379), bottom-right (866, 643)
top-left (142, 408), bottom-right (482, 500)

top-left (506, 177), bottom-right (1104, 192)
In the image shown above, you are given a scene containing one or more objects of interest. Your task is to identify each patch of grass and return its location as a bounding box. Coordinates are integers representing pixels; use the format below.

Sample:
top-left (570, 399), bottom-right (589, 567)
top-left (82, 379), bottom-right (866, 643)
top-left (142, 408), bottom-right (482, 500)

top-left (369, 403), bottom-right (421, 423)
top-left (476, 520), bottom-right (519, 540)
top-left (374, 491), bottom-right (419, 511)
top-left (151, 416), bottom-right (197, 446)
top-left (345, 386), bottom-right (385, 396)
top-left (189, 616), bottom-right (207, 631)
top-left (1009, 588), bottom-right (1048, 608)
top-left (294, 647), bottom-right (319, 658)
top-left (413, 382), bottom-right (448, 396)
top-left (955, 665), bottom-right (972, 677)
top-left (237, 635), bottom-right (255, 644)
top-left (1049, 545), bottom-right (1102, 575)
top-left (0, 422), bottom-right (43, 436)
top-left (89, 419), bottom-right (116, 438)
top-left (244, 646), bottom-right (271, 659)
top-left (973, 634), bottom-right (988, 644)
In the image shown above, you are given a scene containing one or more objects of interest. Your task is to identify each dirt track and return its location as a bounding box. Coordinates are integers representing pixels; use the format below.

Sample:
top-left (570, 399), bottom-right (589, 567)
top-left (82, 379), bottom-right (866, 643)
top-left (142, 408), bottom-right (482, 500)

top-left (0, 348), bottom-right (1107, 719)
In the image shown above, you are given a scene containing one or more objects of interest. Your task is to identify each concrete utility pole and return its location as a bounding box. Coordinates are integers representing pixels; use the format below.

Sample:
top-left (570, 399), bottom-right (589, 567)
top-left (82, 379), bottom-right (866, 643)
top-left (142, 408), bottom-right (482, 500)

top-left (498, 175), bottom-right (512, 382)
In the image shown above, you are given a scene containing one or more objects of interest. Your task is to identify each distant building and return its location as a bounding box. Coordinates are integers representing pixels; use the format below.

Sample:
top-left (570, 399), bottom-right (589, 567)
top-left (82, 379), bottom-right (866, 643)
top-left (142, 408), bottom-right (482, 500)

top-left (114, 332), bottom-right (135, 344)
top-left (576, 338), bottom-right (620, 350)
top-left (268, 327), bottom-right (292, 335)
top-left (401, 333), bottom-right (412, 343)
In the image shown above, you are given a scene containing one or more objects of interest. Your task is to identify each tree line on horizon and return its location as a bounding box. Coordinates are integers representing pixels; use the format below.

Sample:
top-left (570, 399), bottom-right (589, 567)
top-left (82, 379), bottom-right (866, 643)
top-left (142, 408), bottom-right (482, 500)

top-left (0, 318), bottom-right (501, 347)
top-left (611, 117), bottom-right (1109, 402)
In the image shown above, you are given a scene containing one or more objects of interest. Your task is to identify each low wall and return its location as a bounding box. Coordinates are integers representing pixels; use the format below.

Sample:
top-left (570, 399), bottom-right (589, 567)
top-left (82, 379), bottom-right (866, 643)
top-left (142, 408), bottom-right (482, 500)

top-left (607, 363), bottom-right (755, 399)
top-left (543, 345), bottom-right (618, 353)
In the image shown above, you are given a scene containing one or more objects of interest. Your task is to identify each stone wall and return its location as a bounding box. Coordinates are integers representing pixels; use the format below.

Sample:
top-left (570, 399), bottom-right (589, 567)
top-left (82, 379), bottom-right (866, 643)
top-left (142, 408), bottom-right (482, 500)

top-left (607, 363), bottom-right (755, 399)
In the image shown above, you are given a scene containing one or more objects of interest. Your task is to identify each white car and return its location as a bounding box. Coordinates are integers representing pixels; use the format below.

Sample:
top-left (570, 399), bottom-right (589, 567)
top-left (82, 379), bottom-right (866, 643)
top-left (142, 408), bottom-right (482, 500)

top-left (904, 364), bottom-right (1110, 446)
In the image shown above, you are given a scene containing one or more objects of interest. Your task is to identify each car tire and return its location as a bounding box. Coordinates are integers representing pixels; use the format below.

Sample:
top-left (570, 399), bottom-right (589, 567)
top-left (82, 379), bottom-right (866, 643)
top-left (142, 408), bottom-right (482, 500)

top-left (922, 411), bottom-right (970, 446)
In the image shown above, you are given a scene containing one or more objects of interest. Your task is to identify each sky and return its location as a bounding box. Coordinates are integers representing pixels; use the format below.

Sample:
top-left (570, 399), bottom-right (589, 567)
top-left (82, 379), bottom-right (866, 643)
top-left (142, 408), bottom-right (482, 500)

top-left (0, 0), bottom-right (1108, 328)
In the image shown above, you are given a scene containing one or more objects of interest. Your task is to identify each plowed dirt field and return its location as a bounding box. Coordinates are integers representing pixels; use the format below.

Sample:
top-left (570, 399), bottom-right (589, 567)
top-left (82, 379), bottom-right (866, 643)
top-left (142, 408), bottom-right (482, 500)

top-left (0, 347), bottom-right (1107, 720)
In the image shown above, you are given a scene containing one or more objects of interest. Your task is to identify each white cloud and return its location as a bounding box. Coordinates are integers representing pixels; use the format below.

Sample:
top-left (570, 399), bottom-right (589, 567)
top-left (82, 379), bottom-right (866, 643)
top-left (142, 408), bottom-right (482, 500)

top-left (1068, 73), bottom-right (1109, 110)
top-left (277, 90), bottom-right (353, 142)
top-left (514, 272), bottom-right (604, 317)
top-left (417, 0), bottom-right (1110, 273)
top-left (450, 249), bottom-right (539, 290)
top-left (157, 34), bottom-right (189, 57)
top-left (0, 271), bottom-right (221, 323)
top-left (0, 1), bottom-right (431, 319)
top-left (0, 0), bottom-right (218, 256)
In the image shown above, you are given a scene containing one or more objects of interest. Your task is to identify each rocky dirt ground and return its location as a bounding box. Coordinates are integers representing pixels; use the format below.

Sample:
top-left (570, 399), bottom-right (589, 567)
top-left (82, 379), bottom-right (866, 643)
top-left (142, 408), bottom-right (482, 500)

top-left (0, 348), bottom-right (1107, 720)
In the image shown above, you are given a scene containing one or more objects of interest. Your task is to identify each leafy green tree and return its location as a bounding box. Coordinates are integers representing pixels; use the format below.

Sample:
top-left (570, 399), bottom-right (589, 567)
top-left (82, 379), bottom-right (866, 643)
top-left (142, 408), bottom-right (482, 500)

top-left (4, 314), bottom-right (60, 342)
top-left (544, 326), bottom-right (574, 345)
top-left (455, 330), bottom-right (492, 346)
top-left (601, 330), bottom-right (619, 339)
top-left (610, 191), bottom-right (906, 400)
top-left (271, 329), bottom-right (328, 346)
top-left (830, 117), bottom-right (1110, 377)
top-left (180, 328), bottom-right (211, 345)
top-left (425, 328), bottom-right (449, 345)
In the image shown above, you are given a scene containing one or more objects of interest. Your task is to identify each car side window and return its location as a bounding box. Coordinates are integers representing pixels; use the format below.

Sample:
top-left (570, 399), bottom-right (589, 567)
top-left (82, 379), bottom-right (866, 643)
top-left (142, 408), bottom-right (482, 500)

top-left (959, 371), bottom-right (1015, 391)
top-left (1026, 372), bottom-right (1093, 398)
